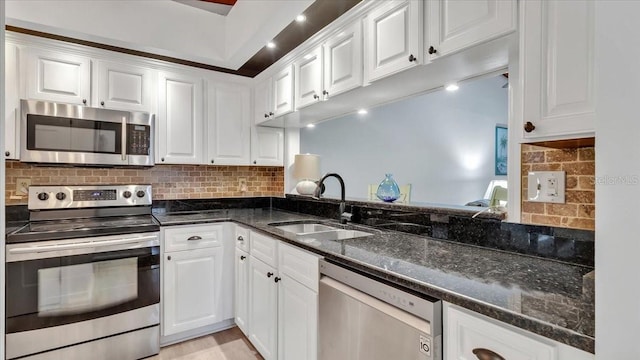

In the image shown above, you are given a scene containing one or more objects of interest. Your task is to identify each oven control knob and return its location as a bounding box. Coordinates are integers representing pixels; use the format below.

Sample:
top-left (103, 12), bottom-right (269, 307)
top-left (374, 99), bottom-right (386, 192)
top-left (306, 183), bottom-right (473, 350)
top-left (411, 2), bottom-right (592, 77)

top-left (136, 190), bottom-right (146, 198)
top-left (37, 192), bottom-right (49, 201)
top-left (123, 191), bottom-right (132, 199)
top-left (55, 192), bottom-right (66, 201)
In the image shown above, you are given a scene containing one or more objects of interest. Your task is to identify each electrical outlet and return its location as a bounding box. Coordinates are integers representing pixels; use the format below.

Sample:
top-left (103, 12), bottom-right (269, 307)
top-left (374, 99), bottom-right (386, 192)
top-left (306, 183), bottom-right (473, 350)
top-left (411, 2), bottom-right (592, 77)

top-left (527, 171), bottom-right (565, 203)
top-left (16, 178), bottom-right (31, 195)
top-left (238, 178), bottom-right (248, 192)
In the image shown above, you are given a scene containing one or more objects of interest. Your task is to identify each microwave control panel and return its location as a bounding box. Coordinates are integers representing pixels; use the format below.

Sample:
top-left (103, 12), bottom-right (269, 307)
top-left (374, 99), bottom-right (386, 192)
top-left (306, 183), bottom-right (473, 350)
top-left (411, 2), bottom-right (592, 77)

top-left (128, 124), bottom-right (151, 155)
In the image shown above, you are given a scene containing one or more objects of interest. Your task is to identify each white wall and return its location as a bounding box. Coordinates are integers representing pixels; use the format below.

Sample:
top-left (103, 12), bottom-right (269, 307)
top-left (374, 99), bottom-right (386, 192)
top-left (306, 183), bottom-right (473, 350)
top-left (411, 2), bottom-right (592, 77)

top-left (1, 0), bottom-right (6, 356)
top-left (300, 75), bottom-right (508, 205)
top-left (594, 2), bottom-right (640, 358)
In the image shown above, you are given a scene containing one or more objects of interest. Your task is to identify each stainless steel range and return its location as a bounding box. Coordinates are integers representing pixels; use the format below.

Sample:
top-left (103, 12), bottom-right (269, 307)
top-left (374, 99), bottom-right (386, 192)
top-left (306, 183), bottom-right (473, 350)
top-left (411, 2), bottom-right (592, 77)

top-left (5, 185), bottom-right (160, 360)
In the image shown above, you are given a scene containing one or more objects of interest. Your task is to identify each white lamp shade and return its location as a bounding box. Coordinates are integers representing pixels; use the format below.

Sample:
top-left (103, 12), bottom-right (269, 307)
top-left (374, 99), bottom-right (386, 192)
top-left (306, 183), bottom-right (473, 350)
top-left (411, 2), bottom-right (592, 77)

top-left (293, 154), bottom-right (321, 180)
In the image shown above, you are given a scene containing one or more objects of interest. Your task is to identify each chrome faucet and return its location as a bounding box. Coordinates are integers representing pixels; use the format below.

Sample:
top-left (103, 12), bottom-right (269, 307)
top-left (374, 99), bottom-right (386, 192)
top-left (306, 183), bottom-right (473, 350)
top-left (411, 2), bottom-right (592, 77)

top-left (314, 173), bottom-right (352, 224)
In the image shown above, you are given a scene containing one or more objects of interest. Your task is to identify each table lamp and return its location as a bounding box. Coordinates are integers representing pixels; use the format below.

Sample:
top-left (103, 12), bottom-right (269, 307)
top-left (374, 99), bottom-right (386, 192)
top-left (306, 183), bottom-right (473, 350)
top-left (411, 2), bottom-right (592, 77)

top-left (293, 154), bottom-right (321, 195)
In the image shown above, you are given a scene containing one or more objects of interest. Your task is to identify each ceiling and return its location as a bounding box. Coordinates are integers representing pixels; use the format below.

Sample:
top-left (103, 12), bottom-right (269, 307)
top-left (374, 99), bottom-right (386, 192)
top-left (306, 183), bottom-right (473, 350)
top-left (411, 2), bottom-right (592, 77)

top-left (5, 0), bottom-right (362, 78)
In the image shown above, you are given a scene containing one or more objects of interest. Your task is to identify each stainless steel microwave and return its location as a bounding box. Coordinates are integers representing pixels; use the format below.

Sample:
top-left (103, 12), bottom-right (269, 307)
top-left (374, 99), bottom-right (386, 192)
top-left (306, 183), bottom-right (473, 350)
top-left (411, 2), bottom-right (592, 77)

top-left (20, 100), bottom-right (154, 166)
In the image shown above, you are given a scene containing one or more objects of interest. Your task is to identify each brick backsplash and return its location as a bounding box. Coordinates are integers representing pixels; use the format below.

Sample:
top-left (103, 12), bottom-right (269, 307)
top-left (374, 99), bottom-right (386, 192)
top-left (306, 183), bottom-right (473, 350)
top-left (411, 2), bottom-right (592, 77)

top-left (5, 161), bottom-right (284, 205)
top-left (521, 145), bottom-right (595, 230)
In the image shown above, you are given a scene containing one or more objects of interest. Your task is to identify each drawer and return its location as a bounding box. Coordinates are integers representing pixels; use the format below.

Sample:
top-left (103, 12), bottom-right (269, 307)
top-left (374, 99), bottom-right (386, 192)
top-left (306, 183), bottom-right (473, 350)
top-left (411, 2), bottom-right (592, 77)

top-left (163, 224), bottom-right (223, 252)
top-left (250, 231), bottom-right (278, 268)
top-left (235, 226), bottom-right (250, 252)
top-left (444, 303), bottom-right (557, 360)
top-left (278, 242), bottom-right (321, 292)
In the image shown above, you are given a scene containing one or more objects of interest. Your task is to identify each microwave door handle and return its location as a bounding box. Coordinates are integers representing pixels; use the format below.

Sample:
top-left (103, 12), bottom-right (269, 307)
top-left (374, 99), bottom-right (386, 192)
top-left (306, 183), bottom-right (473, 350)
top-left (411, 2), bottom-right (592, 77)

top-left (8, 235), bottom-right (159, 255)
top-left (122, 116), bottom-right (127, 161)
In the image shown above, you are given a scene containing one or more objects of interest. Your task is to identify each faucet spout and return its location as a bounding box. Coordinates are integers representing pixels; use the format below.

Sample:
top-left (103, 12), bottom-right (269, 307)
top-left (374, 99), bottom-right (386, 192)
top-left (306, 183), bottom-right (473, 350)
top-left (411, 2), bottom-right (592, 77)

top-left (315, 173), bottom-right (351, 224)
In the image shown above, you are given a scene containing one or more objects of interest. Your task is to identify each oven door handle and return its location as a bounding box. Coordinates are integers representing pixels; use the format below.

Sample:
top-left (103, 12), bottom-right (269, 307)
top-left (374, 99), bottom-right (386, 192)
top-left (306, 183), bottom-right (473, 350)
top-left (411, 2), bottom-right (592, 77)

top-left (8, 236), bottom-right (159, 255)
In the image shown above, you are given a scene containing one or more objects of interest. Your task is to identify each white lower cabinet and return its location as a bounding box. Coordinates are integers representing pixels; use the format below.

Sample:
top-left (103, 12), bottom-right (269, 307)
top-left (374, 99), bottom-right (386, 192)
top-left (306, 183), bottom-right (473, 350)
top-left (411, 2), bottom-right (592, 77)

top-left (248, 255), bottom-right (279, 360)
top-left (161, 223), bottom-right (233, 341)
top-left (443, 302), bottom-right (593, 360)
top-left (237, 230), bottom-right (320, 360)
top-left (278, 273), bottom-right (318, 360)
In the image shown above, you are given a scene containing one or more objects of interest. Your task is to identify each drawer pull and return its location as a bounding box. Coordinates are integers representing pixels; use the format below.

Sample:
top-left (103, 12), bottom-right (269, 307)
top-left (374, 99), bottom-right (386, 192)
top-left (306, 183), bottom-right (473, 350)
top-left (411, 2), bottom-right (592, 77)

top-left (237, 235), bottom-right (244, 241)
top-left (472, 348), bottom-right (505, 360)
top-left (267, 272), bottom-right (274, 278)
top-left (187, 236), bottom-right (203, 241)
top-left (274, 276), bottom-right (281, 283)
top-left (240, 255), bottom-right (246, 260)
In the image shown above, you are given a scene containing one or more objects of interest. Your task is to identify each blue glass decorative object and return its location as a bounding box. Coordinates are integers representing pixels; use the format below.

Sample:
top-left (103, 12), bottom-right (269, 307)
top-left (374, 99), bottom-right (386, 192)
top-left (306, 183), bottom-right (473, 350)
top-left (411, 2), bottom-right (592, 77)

top-left (376, 174), bottom-right (400, 202)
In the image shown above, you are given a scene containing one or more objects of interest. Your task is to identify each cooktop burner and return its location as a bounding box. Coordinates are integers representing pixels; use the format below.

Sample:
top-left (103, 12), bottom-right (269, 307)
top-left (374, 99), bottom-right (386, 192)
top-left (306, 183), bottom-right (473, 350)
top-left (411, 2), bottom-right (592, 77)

top-left (6, 184), bottom-right (160, 244)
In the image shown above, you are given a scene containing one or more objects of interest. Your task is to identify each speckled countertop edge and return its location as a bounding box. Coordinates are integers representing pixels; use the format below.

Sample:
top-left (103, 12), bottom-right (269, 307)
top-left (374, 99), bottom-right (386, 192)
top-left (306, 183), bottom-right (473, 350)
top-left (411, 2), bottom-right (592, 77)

top-left (153, 209), bottom-right (595, 353)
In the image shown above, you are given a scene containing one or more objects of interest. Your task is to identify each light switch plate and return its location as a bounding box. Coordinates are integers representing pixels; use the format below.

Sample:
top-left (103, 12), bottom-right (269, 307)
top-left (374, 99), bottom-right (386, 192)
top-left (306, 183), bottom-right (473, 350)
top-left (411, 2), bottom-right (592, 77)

top-left (528, 171), bottom-right (566, 203)
top-left (16, 178), bottom-right (31, 195)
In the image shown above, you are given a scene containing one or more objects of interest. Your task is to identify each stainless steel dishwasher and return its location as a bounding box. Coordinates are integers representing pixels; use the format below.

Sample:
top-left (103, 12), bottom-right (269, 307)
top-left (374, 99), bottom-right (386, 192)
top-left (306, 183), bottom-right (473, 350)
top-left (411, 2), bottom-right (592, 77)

top-left (319, 260), bottom-right (442, 360)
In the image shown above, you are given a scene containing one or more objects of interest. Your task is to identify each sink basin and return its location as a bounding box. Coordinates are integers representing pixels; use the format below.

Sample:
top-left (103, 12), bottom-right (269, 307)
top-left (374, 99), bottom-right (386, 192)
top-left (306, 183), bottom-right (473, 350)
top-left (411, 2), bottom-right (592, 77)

top-left (271, 221), bottom-right (373, 243)
top-left (274, 223), bottom-right (338, 234)
top-left (296, 229), bottom-right (373, 242)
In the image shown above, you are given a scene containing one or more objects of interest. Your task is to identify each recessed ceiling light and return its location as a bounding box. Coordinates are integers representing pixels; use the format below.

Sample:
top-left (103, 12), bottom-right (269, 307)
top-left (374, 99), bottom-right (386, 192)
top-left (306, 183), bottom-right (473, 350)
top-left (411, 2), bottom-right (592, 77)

top-left (357, 109), bottom-right (368, 115)
top-left (266, 42), bottom-right (276, 49)
top-left (296, 14), bottom-right (306, 23)
top-left (306, 123), bottom-right (316, 128)
top-left (445, 83), bottom-right (459, 92)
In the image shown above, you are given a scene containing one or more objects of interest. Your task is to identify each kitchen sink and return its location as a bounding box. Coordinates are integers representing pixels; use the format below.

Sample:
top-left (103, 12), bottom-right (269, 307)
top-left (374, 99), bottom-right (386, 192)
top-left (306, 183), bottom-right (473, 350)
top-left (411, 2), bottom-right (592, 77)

top-left (270, 221), bottom-right (374, 243)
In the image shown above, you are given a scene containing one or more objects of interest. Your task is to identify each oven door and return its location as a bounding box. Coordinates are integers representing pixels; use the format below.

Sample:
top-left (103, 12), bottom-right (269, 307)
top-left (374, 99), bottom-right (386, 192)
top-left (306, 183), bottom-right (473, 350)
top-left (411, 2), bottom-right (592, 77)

top-left (20, 99), bottom-right (131, 166)
top-left (5, 233), bottom-right (160, 338)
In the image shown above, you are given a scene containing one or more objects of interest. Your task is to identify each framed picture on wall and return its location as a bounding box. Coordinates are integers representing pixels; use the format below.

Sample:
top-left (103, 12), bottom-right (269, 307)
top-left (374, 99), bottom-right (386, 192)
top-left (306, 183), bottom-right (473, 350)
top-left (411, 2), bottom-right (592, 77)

top-left (495, 125), bottom-right (508, 175)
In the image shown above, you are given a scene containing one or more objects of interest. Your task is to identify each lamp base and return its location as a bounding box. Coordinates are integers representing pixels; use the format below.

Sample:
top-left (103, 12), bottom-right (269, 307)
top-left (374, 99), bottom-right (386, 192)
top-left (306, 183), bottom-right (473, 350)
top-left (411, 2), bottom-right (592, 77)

top-left (296, 180), bottom-right (317, 195)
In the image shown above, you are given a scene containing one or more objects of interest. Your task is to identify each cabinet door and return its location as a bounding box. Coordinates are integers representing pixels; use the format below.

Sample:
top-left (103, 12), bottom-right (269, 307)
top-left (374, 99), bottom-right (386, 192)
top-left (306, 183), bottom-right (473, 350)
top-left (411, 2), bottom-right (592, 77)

top-left (157, 72), bottom-right (204, 164)
top-left (251, 126), bottom-right (284, 166)
top-left (444, 303), bottom-right (556, 360)
top-left (521, 0), bottom-right (595, 140)
top-left (272, 65), bottom-right (294, 117)
top-left (94, 60), bottom-right (154, 112)
top-left (428, 0), bottom-right (516, 58)
top-left (323, 21), bottom-right (363, 98)
top-left (207, 82), bottom-right (251, 165)
top-left (24, 47), bottom-right (91, 105)
top-left (163, 247), bottom-right (222, 336)
top-left (364, 0), bottom-right (422, 83)
top-left (5, 43), bottom-right (19, 159)
top-left (249, 256), bottom-right (278, 360)
top-left (235, 248), bottom-right (250, 336)
top-left (278, 274), bottom-right (318, 360)
top-left (294, 47), bottom-right (323, 109)
top-left (254, 78), bottom-right (273, 125)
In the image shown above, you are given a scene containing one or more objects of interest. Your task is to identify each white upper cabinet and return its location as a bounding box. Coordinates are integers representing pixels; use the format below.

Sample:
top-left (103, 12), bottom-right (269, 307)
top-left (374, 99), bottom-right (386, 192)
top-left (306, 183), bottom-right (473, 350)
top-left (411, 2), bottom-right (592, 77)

top-left (251, 126), bottom-right (284, 166)
top-left (93, 60), bottom-right (154, 112)
top-left (254, 77), bottom-right (273, 125)
top-left (427, 0), bottom-right (516, 59)
top-left (5, 43), bottom-right (20, 160)
top-left (294, 47), bottom-right (323, 109)
top-left (521, 0), bottom-right (595, 140)
top-left (207, 82), bottom-right (251, 165)
top-left (24, 47), bottom-right (91, 105)
top-left (323, 21), bottom-right (363, 98)
top-left (157, 71), bottom-right (204, 164)
top-left (272, 65), bottom-right (294, 117)
top-left (364, 0), bottom-right (422, 83)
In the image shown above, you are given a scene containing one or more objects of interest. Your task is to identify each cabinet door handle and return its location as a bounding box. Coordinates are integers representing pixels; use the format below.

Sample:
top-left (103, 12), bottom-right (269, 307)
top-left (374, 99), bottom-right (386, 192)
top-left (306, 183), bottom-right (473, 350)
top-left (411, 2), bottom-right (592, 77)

top-left (274, 276), bottom-right (281, 283)
top-left (187, 235), bottom-right (202, 241)
top-left (524, 121), bottom-right (536, 133)
top-left (167, 255), bottom-right (171, 261)
top-left (428, 46), bottom-right (437, 55)
top-left (240, 255), bottom-right (246, 260)
top-left (267, 272), bottom-right (274, 278)
top-left (5, 151), bottom-right (10, 157)
top-left (100, 101), bottom-right (105, 106)
top-left (161, 158), bottom-right (165, 162)
top-left (408, 54), bottom-right (416, 62)
top-left (264, 113), bottom-right (269, 118)
top-left (472, 348), bottom-right (505, 360)
top-left (313, 93), bottom-right (320, 100)
top-left (253, 160), bottom-right (257, 165)
top-left (211, 159), bottom-right (215, 164)
top-left (237, 236), bottom-right (244, 241)
top-left (269, 112), bottom-right (274, 116)
top-left (82, 99), bottom-right (87, 105)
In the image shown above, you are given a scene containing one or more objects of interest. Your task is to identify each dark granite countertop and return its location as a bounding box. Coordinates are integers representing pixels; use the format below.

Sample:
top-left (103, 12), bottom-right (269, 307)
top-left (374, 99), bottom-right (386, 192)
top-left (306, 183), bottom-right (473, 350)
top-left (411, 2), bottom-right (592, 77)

top-left (153, 208), bottom-right (594, 353)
